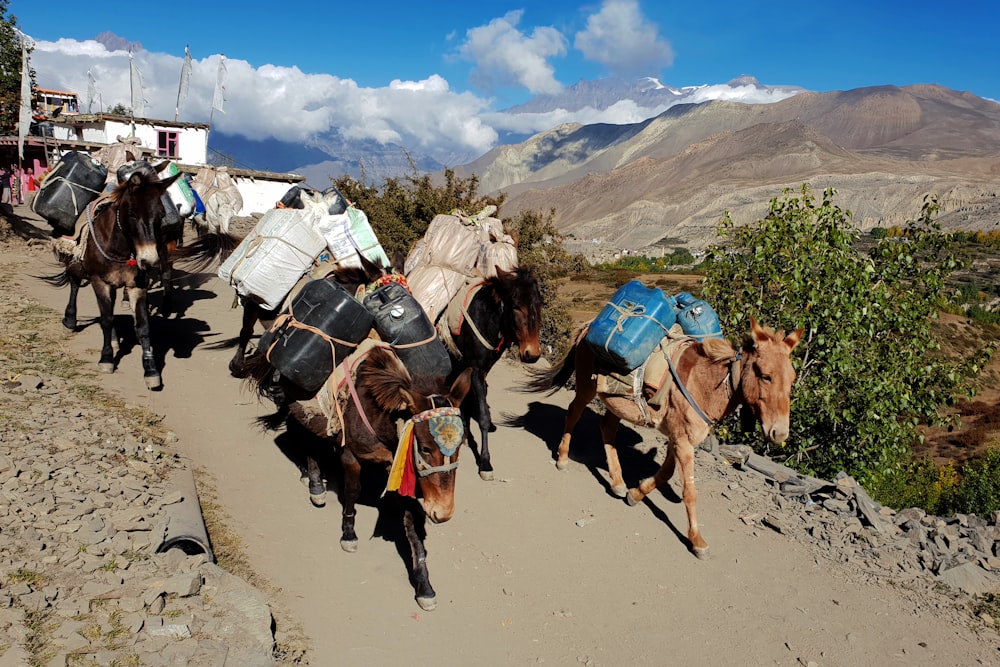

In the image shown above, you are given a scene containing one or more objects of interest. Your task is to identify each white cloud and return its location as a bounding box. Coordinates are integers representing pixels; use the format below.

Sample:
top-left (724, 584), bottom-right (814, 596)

top-left (28, 37), bottom-right (498, 164)
top-left (486, 83), bottom-right (800, 137)
top-left (574, 0), bottom-right (674, 76)
top-left (457, 10), bottom-right (567, 95)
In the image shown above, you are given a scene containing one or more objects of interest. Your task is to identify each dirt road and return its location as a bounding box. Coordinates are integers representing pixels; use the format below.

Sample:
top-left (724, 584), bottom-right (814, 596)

top-left (2, 207), bottom-right (997, 666)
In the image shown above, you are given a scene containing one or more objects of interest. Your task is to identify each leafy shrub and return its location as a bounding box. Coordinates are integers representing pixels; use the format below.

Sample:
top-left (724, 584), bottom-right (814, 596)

top-left (701, 185), bottom-right (992, 487)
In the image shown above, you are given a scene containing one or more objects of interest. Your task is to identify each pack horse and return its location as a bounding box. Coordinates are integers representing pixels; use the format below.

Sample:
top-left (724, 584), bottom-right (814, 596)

top-left (524, 316), bottom-right (803, 558)
top-left (45, 167), bottom-right (185, 389)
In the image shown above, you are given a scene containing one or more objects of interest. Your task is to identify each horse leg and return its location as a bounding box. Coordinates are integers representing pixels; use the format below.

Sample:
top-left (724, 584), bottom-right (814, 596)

top-left (470, 369), bottom-right (495, 481)
top-left (229, 303), bottom-right (259, 377)
top-left (556, 346), bottom-right (597, 470)
top-left (627, 438), bottom-right (707, 557)
top-left (92, 281), bottom-right (117, 373)
top-left (62, 272), bottom-right (81, 331)
top-left (339, 447), bottom-right (361, 553)
top-left (128, 286), bottom-right (161, 390)
top-left (304, 450), bottom-right (326, 507)
top-left (158, 258), bottom-right (174, 317)
top-left (404, 503), bottom-right (437, 611)
top-left (600, 411), bottom-right (627, 497)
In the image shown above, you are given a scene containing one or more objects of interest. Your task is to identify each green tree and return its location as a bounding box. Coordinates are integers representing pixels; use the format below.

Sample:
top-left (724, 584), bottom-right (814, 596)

top-left (702, 185), bottom-right (990, 487)
top-left (107, 103), bottom-right (130, 116)
top-left (0, 2), bottom-right (34, 134)
top-left (334, 168), bottom-right (503, 257)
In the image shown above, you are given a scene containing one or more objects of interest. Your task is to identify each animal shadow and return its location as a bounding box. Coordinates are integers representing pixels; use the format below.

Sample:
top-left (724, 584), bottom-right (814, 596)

top-left (498, 400), bottom-right (669, 500)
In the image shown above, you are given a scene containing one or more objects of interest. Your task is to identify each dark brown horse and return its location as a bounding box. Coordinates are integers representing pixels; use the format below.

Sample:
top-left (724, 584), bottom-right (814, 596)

top-left (46, 168), bottom-right (184, 389)
top-left (440, 267), bottom-right (542, 480)
top-left (523, 317), bottom-right (803, 558)
top-left (250, 332), bottom-right (473, 610)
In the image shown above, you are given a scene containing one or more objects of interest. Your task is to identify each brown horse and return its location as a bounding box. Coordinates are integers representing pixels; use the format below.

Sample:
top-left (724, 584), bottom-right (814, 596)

top-left (45, 168), bottom-right (184, 389)
top-left (523, 317), bottom-right (803, 558)
top-left (252, 344), bottom-right (473, 610)
top-left (245, 257), bottom-right (475, 609)
top-left (441, 267), bottom-right (542, 480)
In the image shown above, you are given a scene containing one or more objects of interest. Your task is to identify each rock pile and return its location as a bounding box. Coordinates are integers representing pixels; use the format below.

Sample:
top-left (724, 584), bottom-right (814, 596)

top-left (0, 372), bottom-right (278, 666)
top-left (706, 441), bottom-right (1000, 613)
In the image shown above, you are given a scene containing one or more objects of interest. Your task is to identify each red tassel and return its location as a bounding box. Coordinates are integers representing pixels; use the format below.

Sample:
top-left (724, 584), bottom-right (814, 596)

top-left (399, 447), bottom-right (416, 497)
top-left (126, 259), bottom-right (138, 266)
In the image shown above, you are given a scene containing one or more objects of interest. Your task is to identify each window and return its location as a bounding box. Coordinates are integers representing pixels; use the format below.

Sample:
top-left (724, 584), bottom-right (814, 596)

top-left (157, 131), bottom-right (179, 158)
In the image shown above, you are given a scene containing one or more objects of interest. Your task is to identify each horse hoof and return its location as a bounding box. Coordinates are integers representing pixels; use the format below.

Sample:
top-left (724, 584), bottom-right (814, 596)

top-left (479, 470), bottom-right (494, 481)
top-left (625, 489), bottom-right (641, 507)
top-left (98, 363), bottom-right (114, 374)
top-left (692, 546), bottom-right (710, 560)
top-left (416, 596), bottom-right (437, 611)
top-left (145, 375), bottom-right (162, 390)
top-left (340, 539), bottom-right (358, 553)
top-left (611, 484), bottom-right (628, 499)
top-left (555, 459), bottom-right (569, 471)
top-left (309, 492), bottom-right (326, 507)
top-left (62, 320), bottom-right (75, 331)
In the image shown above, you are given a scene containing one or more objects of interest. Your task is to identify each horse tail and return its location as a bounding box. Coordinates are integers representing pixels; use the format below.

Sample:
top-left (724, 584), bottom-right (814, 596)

top-left (35, 269), bottom-right (72, 288)
top-left (242, 350), bottom-right (281, 400)
top-left (519, 341), bottom-right (577, 395)
top-left (254, 402), bottom-right (290, 432)
top-left (171, 229), bottom-right (241, 272)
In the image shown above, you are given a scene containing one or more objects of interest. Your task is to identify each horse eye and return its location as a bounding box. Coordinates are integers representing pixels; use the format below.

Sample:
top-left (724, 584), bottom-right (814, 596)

top-left (760, 374), bottom-right (772, 383)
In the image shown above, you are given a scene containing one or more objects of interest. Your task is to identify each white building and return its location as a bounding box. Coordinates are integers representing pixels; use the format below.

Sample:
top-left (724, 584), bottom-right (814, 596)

top-left (44, 112), bottom-right (306, 216)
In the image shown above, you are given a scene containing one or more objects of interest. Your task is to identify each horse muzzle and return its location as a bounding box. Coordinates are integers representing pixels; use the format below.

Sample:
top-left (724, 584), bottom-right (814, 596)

top-left (419, 498), bottom-right (455, 524)
top-left (764, 420), bottom-right (790, 445)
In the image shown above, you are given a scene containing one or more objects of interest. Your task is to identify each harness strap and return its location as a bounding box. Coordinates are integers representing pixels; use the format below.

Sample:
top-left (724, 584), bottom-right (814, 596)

top-left (666, 351), bottom-right (715, 427)
top-left (454, 280), bottom-right (504, 353)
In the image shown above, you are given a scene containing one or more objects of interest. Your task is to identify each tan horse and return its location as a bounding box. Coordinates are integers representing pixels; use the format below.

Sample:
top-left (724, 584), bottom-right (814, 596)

top-left (524, 317), bottom-right (803, 558)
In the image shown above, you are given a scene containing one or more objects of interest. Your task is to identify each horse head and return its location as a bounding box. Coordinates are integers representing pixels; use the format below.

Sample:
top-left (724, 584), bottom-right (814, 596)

top-left (738, 317), bottom-right (804, 444)
top-left (494, 266), bottom-right (542, 363)
top-left (363, 347), bottom-right (474, 523)
top-left (111, 169), bottom-right (183, 270)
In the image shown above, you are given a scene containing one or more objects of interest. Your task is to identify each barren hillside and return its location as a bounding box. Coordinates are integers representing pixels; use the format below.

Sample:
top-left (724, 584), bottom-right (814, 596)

top-left (457, 85), bottom-right (1000, 255)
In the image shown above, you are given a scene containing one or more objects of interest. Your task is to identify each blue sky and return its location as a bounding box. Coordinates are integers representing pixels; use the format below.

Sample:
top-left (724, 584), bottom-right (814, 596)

top-left (13, 0), bottom-right (999, 164)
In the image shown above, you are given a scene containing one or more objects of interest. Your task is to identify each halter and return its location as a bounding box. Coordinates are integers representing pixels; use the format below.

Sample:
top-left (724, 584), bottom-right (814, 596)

top-left (385, 396), bottom-right (464, 497)
top-left (86, 200), bottom-right (138, 266)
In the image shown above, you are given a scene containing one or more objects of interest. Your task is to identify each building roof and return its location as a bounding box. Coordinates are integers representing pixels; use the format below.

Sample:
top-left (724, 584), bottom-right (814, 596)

top-left (55, 113), bottom-right (210, 131)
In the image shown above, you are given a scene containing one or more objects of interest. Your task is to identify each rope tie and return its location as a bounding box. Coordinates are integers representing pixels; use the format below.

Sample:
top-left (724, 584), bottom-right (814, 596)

top-left (599, 300), bottom-right (672, 357)
top-left (38, 174), bottom-right (105, 216)
top-left (226, 233), bottom-right (319, 284)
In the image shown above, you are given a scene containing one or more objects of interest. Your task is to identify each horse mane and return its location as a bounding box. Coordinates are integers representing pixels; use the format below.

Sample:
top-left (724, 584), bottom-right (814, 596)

top-left (488, 266), bottom-right (542, 329)
top-left (360, 347), bottom-right (413, 411)
top-left (699, 336), bottom-right (738, 364)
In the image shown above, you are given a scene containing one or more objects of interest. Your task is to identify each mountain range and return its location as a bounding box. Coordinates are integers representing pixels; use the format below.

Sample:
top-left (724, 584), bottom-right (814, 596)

top-left (212, 78), bottom-right (1000, 256)
top-left (455, 84), bottom-right (1000, 256)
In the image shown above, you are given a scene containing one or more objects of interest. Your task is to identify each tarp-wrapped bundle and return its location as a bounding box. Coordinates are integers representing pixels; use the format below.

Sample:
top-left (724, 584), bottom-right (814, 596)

top-left (218, 208), bottom-right (327, 310)
top-left (191, 166), bottom-right (243, 234)
top-left (314, 206), bottom-right (391, 270)
top-left (31, 151), bottom-right (108, 235)
top-left (405, 206), bottom-right (518, 324)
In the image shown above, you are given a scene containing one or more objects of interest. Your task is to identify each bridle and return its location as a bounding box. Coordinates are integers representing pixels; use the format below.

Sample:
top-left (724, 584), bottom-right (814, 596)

top-left (86, 200), bottom-right (138, 266)
top-left (407, 396), bottom-right (464, 477)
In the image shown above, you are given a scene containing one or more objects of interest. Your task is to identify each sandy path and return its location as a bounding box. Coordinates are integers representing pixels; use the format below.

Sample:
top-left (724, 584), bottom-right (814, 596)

top-left (2, 221), bottom-right (997, 666)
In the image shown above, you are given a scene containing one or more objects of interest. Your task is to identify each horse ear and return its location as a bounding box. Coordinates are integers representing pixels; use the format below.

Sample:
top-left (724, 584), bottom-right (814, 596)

top-left (784, 327), bottom-right (805, 351)
top-left (749, 316), bottom-right (768, 344)
top-left (448, 368), bottom-right (475, 407)
top-left (398, 388), bottom-right (419, 413)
